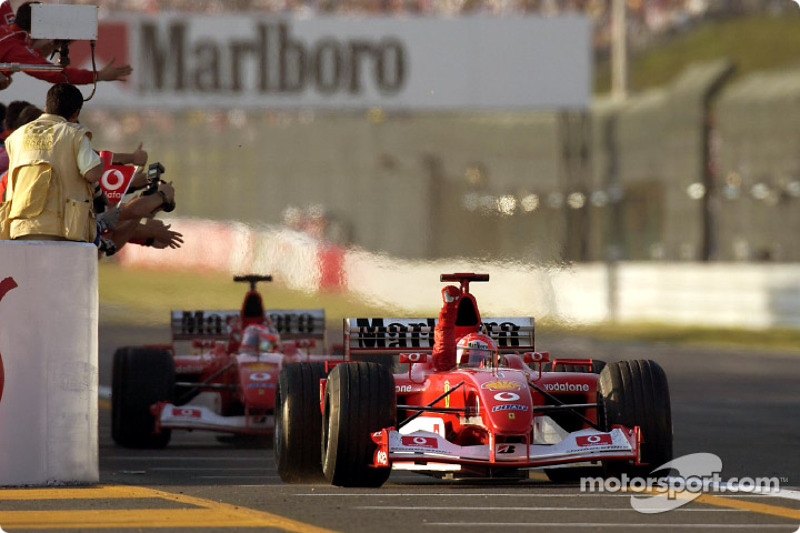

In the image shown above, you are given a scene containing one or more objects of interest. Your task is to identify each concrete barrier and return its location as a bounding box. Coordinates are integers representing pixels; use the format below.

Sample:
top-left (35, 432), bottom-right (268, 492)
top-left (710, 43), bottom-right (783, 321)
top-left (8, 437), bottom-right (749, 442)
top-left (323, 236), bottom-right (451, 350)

top-left (0, 241), bottom-right (98, 486)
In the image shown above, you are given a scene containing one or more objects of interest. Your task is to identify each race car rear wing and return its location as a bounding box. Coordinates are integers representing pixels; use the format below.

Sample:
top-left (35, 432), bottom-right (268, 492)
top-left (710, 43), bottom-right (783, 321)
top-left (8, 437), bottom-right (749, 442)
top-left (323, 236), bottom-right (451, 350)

top-left (344, 317), bottom-right (535, 358)
top-left (171, 309), bottom-right (326, 341)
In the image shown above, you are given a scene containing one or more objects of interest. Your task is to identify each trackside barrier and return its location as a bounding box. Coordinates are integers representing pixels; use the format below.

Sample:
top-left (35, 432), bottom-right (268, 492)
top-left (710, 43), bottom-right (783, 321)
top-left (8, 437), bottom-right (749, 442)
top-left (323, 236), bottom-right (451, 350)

top-left (117, 218), bottom-right (800, 329)
top-left (0, 241), bottom-right (99, 485)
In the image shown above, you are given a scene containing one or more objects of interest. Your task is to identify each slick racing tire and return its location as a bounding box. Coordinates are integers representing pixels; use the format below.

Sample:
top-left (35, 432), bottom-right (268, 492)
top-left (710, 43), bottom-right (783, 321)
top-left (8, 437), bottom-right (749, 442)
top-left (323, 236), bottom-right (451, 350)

top-left (322, 362), bottom-right (396, 487)
top-left (112, 347), bottom-right (174, 449)
top-left (275, 362), bottom-right (328, 483)
top-left (544, 359), bottom-right (607, 483)
top-left (597, 359), bottom-right (673, 476)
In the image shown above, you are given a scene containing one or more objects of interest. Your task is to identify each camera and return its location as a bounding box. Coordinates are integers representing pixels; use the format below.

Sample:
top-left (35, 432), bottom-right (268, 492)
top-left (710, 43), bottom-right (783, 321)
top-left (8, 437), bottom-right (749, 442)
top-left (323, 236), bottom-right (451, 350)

top-left (141, 162), bottom-right (175, 213)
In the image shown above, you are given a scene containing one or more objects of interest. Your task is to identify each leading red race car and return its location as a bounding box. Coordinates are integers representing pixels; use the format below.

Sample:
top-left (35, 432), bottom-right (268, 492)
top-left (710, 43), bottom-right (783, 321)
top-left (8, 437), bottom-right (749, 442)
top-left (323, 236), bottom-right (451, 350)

top-left (112, 274), bottom-right (339, 449)
top-left (275, 273), bottom-right (672, 486)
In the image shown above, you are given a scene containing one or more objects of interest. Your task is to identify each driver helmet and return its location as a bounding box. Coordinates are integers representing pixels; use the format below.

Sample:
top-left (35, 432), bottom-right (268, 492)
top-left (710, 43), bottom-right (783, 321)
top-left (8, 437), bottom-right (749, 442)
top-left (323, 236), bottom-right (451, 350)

top-left (240, 324), bottom-right (281, 354)
top-left (456, 332), bottom-right (497, 367)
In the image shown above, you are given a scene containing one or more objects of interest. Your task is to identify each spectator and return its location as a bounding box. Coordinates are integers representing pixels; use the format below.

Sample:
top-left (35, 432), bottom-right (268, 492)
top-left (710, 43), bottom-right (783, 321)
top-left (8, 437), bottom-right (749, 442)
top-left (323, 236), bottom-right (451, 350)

top-left (0, 102), bottom-right (39, 201)
top-left (0, 2), bottom-right (131, 86)
top-left (3, 83), bottom-right (103, 242)
top-left (95, 178), bottom-right (178, 255)
top-left (0, 99), bottom-right (31, 177)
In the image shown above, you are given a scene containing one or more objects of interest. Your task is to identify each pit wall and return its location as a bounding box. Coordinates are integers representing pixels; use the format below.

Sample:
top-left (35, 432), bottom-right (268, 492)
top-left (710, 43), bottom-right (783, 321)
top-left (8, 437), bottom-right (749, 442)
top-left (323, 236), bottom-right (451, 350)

top-left (0, 242), bottom-right (99, 486)
top-left (117, 218), bottom-right (800, 329)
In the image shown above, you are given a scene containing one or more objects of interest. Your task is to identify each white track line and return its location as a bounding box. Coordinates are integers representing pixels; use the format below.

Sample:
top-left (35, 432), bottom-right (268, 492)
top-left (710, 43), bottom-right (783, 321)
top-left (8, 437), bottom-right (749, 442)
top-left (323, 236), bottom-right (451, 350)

top-left (424, 523), bottom-right (796, 529)
top-left (355, 506), bottom-right (744, 512)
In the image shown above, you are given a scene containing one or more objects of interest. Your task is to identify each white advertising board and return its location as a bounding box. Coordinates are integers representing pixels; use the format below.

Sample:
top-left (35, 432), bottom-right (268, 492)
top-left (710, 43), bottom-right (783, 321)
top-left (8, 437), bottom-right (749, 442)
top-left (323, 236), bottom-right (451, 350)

top-left (3, 15), bottom-right (590, 110)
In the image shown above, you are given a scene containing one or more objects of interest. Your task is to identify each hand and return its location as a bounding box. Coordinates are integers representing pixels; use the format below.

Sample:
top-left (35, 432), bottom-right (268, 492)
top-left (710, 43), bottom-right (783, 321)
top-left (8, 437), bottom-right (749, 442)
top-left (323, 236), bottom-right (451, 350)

top-left (145, 219), bottom-right (183, 249)
top-left (131, 143), bottom-right (147, 166)
top-left (157, 181), bottom-right (175, 205)
top-left (442, 285), bottom-right (461, 305)
top-left (97, 57), bottom-right (132, 82)
top-left (0, 73), bottom-right (12, 90)
top-left (130, 168), bottom-right (148, 190)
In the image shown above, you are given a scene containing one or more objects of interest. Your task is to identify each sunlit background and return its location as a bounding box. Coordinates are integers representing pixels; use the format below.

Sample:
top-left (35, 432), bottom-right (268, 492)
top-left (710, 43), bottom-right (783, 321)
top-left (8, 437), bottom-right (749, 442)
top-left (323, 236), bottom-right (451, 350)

top-left (8, 0), bottom-right (800, 329)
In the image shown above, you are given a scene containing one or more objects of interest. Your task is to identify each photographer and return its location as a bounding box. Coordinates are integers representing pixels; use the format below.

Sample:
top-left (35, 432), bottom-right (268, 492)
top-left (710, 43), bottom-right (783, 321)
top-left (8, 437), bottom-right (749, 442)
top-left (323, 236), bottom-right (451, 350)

top-left (94, 161), bottom-right (181, 256)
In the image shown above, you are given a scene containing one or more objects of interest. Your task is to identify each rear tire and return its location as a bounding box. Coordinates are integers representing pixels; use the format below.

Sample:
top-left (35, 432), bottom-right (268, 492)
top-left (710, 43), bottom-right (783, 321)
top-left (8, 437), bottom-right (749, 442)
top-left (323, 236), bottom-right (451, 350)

top-left (598, 360), bottom-right (673, 476)
top-left (322, 362), bottom-right (396, 487)
top-left (111, 347), bottom-right (174, 449)
top-left (275, 362), bottom-right (327, 483)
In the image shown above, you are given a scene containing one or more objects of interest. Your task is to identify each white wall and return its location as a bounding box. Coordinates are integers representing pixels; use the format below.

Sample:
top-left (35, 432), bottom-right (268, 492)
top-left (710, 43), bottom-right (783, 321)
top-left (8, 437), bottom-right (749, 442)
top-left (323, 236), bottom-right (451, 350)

top-left (0, 241), bottom-right (98, 486)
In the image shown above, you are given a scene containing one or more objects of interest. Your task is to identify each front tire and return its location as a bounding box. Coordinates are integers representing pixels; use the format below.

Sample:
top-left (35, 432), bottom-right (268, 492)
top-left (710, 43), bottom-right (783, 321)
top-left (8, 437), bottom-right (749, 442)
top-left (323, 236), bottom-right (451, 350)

top-left (275, 362), bottom-right (327, 483)
top-left (598, 359), bottom-right (673, 476)
top-left (322, 362), bottom-right (395, 487)
top-left (111, 347), bottom-right (174, 449)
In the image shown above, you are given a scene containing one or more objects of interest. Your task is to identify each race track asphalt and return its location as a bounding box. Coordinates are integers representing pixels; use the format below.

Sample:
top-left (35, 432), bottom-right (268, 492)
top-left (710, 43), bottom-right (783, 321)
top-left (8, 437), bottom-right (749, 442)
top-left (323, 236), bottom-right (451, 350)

top-left (1, 325), bottom-right (797, 533)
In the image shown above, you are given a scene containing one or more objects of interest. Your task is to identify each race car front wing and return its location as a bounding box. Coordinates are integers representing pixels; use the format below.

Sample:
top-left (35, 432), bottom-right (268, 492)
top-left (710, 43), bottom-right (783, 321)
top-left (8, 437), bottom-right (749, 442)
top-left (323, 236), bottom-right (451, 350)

top-left (372, 425), bottom-right (640, 470)
top-left (152, 402), bottom-right (274, 434)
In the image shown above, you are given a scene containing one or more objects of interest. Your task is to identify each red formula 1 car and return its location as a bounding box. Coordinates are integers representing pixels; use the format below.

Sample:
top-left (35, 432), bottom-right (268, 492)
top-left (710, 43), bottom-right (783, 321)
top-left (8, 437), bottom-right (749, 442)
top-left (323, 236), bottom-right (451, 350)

top-left (112, 275), bottom-right (338, 449)
top-left (275, 273), bottom-right (672, 486)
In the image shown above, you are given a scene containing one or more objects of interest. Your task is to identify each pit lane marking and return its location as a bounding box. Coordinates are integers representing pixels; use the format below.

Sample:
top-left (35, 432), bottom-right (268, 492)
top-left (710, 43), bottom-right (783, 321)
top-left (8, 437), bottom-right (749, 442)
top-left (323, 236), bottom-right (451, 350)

top-left (0, 484), bottom-right (337, 532)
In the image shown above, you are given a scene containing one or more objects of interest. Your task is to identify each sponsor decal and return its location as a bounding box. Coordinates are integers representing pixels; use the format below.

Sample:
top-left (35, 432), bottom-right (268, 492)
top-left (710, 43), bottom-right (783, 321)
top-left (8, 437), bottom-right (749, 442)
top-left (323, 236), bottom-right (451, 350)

top-left (376, 450), bottom-right (388, 466)
top-left (249, 372), bottom-right (272, 381)
top-left (491, 404), bottom-right (529, 412)
top-left (543, 382), bottom-right (590, 393)
top-left (508, 412), bottom-right (515, 420)
top-left (353, 318), bottom-right (527, 349)
top-left (493, 392), bottom-right (520, 402)
top-left (396, 384), bottom-right (412, 393)
top-left (401, 436), bottom-right (438, 449)
top-left (171, 407), bottom-right (202, 418)
top-left (497, 444), bottom-right (516, 454)
top-left (576, 434), bottom-right (613, 447)
top-left (246, 383), bottom-right (275, 389)
top-left (444, 380), bottom-right (450, 408)
top-left (481, 380), bottom-right (522, 391)
top-left (99, 165), bottom-right (137, 205)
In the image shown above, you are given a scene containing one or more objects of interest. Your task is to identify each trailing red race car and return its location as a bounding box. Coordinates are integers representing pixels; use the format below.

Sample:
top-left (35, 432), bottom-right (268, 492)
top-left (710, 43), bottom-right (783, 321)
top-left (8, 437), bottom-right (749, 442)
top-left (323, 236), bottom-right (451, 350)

top-left (112, 274), bottom-right (340, 449)
top-left (275, 273), bottom-right (672, 486)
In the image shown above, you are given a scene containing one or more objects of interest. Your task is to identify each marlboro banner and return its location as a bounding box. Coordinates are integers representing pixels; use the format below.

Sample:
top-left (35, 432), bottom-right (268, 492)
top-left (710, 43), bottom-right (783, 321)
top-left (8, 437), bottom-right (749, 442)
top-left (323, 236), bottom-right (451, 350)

top-left (0, 15), bottom-right (590, 111)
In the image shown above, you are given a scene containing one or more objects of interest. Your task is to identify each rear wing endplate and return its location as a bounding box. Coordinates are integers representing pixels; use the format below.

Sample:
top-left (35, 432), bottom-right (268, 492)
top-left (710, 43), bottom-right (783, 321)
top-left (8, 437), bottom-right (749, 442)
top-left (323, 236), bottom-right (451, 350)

top-left (344, 317), bottom-right (534, 358)
top-left (171, 309), bottom-right (326, 341)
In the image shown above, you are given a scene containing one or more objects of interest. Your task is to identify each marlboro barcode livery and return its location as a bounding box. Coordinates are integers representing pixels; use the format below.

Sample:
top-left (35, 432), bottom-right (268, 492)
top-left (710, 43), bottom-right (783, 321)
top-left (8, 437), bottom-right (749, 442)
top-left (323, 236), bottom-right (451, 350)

top-left (111, 274), bottom-right (339, 448)
top-left (275, 273), bottom-right (673, 487)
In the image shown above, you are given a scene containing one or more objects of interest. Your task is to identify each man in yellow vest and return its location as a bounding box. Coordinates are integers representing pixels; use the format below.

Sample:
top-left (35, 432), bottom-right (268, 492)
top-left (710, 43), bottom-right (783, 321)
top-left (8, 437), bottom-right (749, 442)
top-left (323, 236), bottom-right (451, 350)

top-left (4, 83), bottom-right (103, 242)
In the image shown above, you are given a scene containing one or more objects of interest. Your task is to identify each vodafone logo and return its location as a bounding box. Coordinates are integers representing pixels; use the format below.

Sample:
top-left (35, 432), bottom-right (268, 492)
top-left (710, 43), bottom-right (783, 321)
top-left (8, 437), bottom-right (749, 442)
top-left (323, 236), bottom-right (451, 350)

top-left (406, 353), bottom-right (423, 363)
top-left (576, 434), bottom-right (613, 447)
top-left (543, 382), bottom-right (590, 393)
top-left (249, 372), bottom-right (272, 381)
top-left (400, 436), bottom-right (438, 449)
top-left (494, 392), bottom-right (520, 402)
top-left (101, 169), bottom-right (126, 196)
